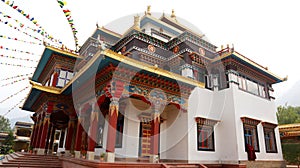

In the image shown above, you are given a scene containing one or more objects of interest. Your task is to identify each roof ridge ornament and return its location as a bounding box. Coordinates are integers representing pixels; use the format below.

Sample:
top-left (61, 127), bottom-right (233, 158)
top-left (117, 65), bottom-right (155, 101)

top-left (146, 5), bottom-right (151, 15)
top-left (133, 14), bottom-right (140, 30)
top-left (171, 9), bottom-right (177, 22)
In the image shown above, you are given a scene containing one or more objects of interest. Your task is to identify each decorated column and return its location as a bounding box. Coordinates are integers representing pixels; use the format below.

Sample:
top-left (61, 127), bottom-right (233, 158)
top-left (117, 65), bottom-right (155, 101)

top-left (38, 102), bottom-right (53, 155)
top-left (105, 80), bottom-right (124, 162)
top-left (87, 102), bottom-right (99, 160)
top-left (105, 98), bottom-right (119, 162)
top-left (148, 89), bottom-right (166, 163)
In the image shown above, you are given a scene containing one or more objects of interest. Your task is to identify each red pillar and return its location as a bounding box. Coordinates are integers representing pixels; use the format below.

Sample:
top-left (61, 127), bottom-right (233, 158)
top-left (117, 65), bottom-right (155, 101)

top-left (39, 102), bottom-right (54, 150)
top-left (74, 118), bottom-right (84, 151)
top-left (35, 115), bottom-right (44, 148)
top-left (150, 113), bottom-right (160, 155)
top-left (65, 119), bottom-right (75, 151)
top-left (30, 123), bottom-right (37, 148)
top-left (87, 110), bottom-right (98, 152)
top-left (106, 99), bottom-right (119, 153)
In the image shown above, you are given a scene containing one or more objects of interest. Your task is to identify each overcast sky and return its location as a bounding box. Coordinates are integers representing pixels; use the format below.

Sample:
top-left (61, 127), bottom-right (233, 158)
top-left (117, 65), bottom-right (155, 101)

top-left (0, 0), bottom-right (299, 119)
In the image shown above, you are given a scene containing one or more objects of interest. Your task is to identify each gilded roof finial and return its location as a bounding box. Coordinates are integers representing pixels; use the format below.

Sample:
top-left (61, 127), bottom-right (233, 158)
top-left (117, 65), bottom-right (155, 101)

top-left (146, 5), bottom-right (151, 15)
top-left (171, 9), bottom-right (176, 18)
top-left (133, 15), bottom-right (140, 30)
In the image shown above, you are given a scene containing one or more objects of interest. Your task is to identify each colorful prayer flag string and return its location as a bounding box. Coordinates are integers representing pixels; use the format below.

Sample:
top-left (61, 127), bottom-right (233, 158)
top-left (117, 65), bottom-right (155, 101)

top-left (0, 73), bottom-right (32, 81)
top-left (0, 45), bottom-right (40, 56)
top-left (57, 0), bottom-right (79, 52)
top-left (0, 77), bottom-right (27, 87)
top-left (0, 62), bottom-right (36, 68)
top-left (0, 18), bottom-right (43, 42)
top-left (0, 86), bottom-right (29, 104)
top-left (0, 34), bottom-right (42, 45)
top-left (0, 11), bottom-right (47, 39)
top-left (1, 0), bottom-right (63, 45)
top-left (3, 97), bottom-right (26, 116)
top-left (0, 54), bottom-right (39, 62)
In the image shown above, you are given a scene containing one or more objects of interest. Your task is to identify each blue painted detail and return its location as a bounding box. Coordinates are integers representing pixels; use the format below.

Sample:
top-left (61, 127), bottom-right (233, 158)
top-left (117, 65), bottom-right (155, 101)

top-left (22, 89), bottom-right (41, 112)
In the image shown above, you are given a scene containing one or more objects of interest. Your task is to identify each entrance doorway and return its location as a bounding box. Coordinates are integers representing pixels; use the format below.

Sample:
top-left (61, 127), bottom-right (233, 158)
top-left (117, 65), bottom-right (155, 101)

top-left (139, 121), bottom-right (152, 157)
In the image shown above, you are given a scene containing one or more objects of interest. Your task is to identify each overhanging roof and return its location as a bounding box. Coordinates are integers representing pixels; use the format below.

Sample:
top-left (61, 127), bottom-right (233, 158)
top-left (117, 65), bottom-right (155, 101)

top-left (213, 51), bottom-right (286, 84)
top-left (31, 46), bottom-right (83, 82)
top-left (23, 49), bottom-right (205, 109)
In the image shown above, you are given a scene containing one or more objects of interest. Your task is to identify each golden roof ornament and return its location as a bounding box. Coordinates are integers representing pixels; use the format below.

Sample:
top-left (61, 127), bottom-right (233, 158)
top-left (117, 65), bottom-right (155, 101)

top-left (171, 9), bottom-right (177, 22)
top-left (133, 15), bottom-right (140, 30)
top-left (171, 9), bottom-right (176, 18)
top-left (146, 5), bottom-right (151, 15)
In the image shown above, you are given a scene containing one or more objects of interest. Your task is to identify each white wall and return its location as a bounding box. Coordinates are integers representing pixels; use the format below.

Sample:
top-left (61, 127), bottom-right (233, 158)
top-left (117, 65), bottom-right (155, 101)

top-left (115, 100), bottom-right (140, 158)
top-left (188, 87), bottom-right (240, 164)
top-left (231, 83), bottom-right (283, 161)
top-left (160, 105), bottom-right (188, 160)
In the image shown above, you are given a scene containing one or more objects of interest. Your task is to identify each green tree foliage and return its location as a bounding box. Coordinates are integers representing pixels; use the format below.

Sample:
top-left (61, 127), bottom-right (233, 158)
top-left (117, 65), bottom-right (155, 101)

top-left (0, 115), bottom-right (11, 132)
top-left (0, 131), bottom-right (14, 154)
top-left (277, 105), bottom-right (300, 125)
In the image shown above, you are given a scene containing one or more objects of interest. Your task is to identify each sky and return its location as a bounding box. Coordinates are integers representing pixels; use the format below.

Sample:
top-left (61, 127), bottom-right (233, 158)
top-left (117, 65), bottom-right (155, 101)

top-left (0, 0), bottom-right (300, 120)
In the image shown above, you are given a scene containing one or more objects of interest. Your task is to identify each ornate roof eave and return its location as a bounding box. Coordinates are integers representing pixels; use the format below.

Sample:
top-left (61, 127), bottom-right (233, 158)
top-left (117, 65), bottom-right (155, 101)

top-left (102, 49), bottom-right (205, 88)
top-left (63, 49), bottom-right (205, 94)
top-left (213, 51), bottom-right (287, 83)
top-left (23, 49), bottom-right (205, 110)
top-left (32, 46), bottom-right (83, 82)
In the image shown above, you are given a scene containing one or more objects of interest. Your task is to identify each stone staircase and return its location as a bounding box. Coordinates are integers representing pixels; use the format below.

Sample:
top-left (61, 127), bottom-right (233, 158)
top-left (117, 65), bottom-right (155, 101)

top-left (0, 152), bottom-right (62, 168)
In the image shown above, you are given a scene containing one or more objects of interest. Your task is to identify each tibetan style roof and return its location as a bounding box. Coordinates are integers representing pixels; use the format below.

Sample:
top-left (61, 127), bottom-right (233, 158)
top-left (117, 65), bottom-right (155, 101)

top-left (31, 46), bottom-right (82, 83)
top-left (215, 48), bottom-right (286, 84)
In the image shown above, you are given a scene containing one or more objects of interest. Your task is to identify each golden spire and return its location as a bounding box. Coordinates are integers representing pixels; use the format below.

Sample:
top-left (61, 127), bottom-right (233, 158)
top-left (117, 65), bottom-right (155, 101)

top-left (133, 15), bottom-right (140, 30)
top-left (146, 5), bottom-right (151, 15)
top-left (171, 9), bottom-right (176, 18)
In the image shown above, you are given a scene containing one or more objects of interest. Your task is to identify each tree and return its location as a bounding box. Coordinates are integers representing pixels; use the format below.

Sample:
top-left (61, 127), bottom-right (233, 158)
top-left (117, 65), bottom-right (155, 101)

top-left (0, 115), bottom-right (11, 132)
top-left (277, 105), bottom-right (300, 125)
top-left (0, 131), bottom-right (14, 154)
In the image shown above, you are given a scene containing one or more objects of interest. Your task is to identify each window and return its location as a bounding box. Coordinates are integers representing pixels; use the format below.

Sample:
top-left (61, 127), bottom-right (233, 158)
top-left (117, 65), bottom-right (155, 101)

top-left (238, 75), bottom-right (266, 98)
top-left (241, 117), bottom-right (260, 152)
top-left (196, 117), bottom-right (218, 151)
top-left (262, 122), bottom-right (277, 153)
top-left (57, 70), bottom-right (73, 87)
